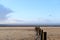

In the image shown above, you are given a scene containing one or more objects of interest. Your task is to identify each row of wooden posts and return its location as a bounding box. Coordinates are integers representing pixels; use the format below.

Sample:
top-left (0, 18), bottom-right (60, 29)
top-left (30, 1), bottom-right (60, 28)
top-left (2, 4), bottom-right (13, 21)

top-left (35, 27), bottom-right (47, 40)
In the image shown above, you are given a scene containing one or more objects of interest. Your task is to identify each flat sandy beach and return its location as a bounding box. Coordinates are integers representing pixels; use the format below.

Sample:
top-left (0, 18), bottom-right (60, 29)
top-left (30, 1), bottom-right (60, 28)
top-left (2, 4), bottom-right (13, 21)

top-left (0, 27), bottom-right (60, 40)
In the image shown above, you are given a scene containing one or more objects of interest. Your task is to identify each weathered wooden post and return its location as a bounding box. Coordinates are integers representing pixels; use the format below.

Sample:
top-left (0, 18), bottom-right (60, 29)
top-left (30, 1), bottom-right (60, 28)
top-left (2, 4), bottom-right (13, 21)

top-left (39, 28), bottom-right (42, 40)
top-left (44, 32), bottom-right (47, 40)
top-left (35, 27), bottom-right (43, 40)
top-left (35, 27), bottom-right (40, 40)
top-left (35, 27), bottom-right (47, 40)
top-left (41, 30), bottom-right (44, 40)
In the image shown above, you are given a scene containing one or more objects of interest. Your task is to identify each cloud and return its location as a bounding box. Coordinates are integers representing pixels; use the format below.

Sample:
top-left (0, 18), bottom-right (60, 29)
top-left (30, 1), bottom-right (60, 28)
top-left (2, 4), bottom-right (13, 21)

top-left (0, 4), bottom-right (51, 24)
top-left (0, 4), bottom-right (13, 21)
top-left (0, 4), bottom-right (26, 24)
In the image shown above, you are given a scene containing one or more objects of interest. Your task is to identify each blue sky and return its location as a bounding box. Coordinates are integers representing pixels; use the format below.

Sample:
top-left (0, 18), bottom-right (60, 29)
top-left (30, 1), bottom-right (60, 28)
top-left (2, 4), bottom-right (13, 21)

top-left (0, 0), bottom-right (60, 24)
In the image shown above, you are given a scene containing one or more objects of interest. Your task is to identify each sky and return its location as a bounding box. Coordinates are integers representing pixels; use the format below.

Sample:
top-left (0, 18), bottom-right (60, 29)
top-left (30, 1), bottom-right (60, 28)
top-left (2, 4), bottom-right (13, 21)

top-left (0, 0), bottom-right (60, 24)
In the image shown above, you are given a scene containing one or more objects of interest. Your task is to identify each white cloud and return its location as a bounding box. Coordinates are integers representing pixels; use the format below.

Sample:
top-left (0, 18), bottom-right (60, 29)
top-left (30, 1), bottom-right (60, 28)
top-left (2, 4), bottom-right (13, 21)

top-left (0, 4), bottom-right (13, 21)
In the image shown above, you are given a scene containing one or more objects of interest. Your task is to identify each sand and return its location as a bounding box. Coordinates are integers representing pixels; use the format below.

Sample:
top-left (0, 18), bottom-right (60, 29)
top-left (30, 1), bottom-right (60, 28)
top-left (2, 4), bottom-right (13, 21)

top-left (0, 27), bottom-right (60, 40)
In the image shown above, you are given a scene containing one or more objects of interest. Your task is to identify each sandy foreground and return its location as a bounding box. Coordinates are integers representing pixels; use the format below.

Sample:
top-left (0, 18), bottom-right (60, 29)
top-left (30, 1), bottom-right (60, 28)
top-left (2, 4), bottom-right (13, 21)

top-left (0, 27), bottom-right (60, 40)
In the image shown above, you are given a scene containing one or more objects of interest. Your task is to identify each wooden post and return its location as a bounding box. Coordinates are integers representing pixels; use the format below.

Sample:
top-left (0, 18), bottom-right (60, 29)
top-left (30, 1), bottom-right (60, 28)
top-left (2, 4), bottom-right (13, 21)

top-left (44, 32), bottom-right (47, 40)
top-left (41, 30), bottom-right (44, 40)
top-left (35, 27), bottom-right (47, 40)
top-left (35, 27), bottom-right (40, 40)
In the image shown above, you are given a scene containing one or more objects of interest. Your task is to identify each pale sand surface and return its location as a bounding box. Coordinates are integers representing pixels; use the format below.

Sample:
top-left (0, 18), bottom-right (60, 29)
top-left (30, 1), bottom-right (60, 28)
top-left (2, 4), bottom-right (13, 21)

top-left (0, 27), bottom-right (60, 40)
